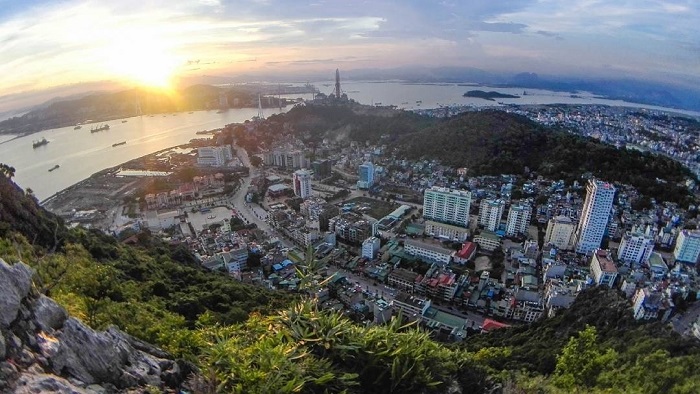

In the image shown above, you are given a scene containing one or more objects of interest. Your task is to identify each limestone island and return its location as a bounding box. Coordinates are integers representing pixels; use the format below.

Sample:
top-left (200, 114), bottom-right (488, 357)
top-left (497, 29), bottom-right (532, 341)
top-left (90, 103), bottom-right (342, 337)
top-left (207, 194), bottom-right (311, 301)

top-left (463, 90), bottom-right (520, 101)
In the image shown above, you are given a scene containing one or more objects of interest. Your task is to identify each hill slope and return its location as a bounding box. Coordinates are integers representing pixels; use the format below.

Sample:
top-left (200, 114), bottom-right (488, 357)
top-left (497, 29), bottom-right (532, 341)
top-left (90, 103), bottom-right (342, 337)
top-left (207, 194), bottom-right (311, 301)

top-left (397, 110), bottom-right (695, 204)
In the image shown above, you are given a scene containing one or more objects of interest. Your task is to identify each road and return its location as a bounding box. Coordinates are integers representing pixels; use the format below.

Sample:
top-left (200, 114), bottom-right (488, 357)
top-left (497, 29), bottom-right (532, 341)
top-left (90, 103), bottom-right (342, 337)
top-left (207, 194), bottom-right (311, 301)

top-left (230, 145), bottom-right (294, 249)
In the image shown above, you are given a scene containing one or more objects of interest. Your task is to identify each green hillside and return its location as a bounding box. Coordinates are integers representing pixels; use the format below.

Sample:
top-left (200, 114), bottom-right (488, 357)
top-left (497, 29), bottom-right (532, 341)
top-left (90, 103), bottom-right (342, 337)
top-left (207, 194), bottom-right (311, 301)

top-left (2, 168), bottom-right (700, 393)
top-left (397, 110), bottom-right (695, 205)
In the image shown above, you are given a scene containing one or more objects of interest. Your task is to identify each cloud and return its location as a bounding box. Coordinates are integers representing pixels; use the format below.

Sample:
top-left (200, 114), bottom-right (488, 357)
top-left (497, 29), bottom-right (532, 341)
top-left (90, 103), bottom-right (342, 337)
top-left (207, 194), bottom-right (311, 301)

top-left (0, 0), bottom-right (698, 111)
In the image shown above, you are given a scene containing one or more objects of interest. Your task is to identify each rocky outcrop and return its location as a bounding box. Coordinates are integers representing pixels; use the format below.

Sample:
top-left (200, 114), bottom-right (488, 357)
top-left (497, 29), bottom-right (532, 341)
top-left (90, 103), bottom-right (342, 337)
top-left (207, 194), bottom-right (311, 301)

top-left (0, 259), bottom-right (193, 393)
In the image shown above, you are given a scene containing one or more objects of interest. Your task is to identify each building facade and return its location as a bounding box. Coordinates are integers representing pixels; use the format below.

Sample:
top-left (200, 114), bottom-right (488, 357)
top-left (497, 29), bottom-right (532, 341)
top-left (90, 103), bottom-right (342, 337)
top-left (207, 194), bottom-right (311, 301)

top-left (589, 249), bottom-right (618, 288)
top-left (424, 220), bottom-right (470, 242)
top-left (544, 216), bottom-right (576, 250)
top-left (674, 230), bottom-right (700, 264)
top-left (197, 145), bottom-right (233, 166)
top-left (478, 199), bottom-right (505, 232)
top-left (292, 169), bottom-right (312, 199)
top-left (505, 202), bottom-right (532, 237)
top-left (617, 231), bottom-right (655, 266)
top-left (423, 187), bottom-right (471, 228)
top-left (357, 162), bottom-right (375, 189)
top-left (362, 236), bottom-right (381, 259)
top-left (404, 239), bottom-right (454, 265)
top-left (574, 180), bottom-right (616, 255)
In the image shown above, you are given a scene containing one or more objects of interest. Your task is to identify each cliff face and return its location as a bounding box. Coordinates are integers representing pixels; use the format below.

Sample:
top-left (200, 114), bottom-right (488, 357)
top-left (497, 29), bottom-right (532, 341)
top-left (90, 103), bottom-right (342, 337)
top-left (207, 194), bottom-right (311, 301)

top-left (0, 259), bottom-right (192, 393)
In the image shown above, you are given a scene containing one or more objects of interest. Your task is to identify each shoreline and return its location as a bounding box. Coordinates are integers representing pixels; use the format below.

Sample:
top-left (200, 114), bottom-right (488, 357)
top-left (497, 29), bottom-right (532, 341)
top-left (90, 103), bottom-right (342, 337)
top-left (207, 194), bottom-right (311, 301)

top-left (40, 142), bottom-right (205, 207)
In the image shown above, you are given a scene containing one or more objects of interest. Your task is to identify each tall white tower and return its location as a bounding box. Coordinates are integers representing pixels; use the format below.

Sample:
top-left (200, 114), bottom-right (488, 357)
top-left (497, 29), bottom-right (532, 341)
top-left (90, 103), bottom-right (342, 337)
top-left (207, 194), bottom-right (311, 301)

top-left (574, 179), bottom-right (615, 255)
top-left (423, 187), bottom-right (471, 228)
top-left (478, 199), bottom-right (505, 232)
top-left (293, 169), bottom-right (312, 199)
top-left (506, 202), bottom-right (532, 237)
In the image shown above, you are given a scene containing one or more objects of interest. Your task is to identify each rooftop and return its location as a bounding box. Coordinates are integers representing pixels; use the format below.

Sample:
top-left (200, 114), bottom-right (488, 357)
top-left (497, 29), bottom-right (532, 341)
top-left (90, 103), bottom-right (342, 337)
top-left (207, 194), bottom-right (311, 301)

top-left (593, 249), bottom-right (618, 273)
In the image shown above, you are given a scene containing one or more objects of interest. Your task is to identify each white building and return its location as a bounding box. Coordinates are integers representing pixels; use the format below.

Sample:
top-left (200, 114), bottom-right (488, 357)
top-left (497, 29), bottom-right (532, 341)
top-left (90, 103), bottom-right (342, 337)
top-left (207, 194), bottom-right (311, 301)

top-left (589, 249), bottom-right (618, 288)
top-left (474, 230), bottom-right (501, 252)
top-left (404, 239), bottom-right (454, 265)
top-left (362, 236), bottom-right (381, 260)
top-left (505, 202), bottom-right (532, 237)
top-left (574, 180), bottom-right (616, 255)
top-left (424, 220), bottom-right (470, 242)
top-left (357, 162), bottom-right (375, 189)
top-left (423, 187), bottom-right (471, 228)
top-left (292, 169), bottom-right (313, 199)
top-left (617, 230), bottom-right (655, 266)
top-left (197, 145), bottom-right (233, 166)
top-left (478, 199), bottom-right (505, 232)
top-left (544, 216), bottom-right (576, 250)
top-left (674, 230), bottom-right (700, 264)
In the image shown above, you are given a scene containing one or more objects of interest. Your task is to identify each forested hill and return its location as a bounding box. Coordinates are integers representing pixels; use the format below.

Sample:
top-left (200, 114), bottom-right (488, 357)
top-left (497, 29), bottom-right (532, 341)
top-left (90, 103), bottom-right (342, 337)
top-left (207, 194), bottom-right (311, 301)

top-left (2, 171), bottom-right (700, 392)
top-left (397, 110), bottom-right (695, 205)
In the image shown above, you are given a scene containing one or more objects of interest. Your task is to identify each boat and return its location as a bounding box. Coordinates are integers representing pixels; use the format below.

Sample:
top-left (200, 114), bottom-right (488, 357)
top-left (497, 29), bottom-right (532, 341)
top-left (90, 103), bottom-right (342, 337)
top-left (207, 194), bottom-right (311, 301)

top-left (121, 120), bottom-right (128, 123)
top-left (32, 137), bottom-right (49, 149)
top-left (112, 141), bottom-right (127, 147)
top-left (416, 100), bottom-right (422, 104)
top-left (90, 124), bottom-right (110, 133)
top-left (48, 164), bottom-right (60, 172)
top-left (74, 125), bottom-right (82, 130)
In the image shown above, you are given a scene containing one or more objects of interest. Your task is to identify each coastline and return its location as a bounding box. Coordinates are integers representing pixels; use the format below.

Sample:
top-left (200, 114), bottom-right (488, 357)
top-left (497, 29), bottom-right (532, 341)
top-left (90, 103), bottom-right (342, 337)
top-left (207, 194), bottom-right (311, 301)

top-left (40, 142), bottom-right (202, 207)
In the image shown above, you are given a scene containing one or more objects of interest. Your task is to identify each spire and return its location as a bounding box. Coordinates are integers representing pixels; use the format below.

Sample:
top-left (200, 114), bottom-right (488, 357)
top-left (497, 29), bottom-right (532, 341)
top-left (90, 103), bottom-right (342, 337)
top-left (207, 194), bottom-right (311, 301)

top-left (335, 68), bottom-right (341, 99)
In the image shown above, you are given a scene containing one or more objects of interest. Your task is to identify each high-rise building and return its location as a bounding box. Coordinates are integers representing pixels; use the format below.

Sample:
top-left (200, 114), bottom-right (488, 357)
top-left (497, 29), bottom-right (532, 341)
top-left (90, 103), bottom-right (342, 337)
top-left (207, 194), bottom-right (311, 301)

top-left (423, 187), bottom-right (472, 228)
top-left (357, 162), bottom-right (374, 189)
top-left (292, 169), bottom-right (312, 199)
top-left (505, 202), bottom-right (532, 237)
top-left (617, 230), bottom-right (655, 266)
top-left (311, 159), bottom-right (332, 180)
top-left (574, 180), bottom-right (616, 255)
top-left (362, 236), bottom-right (381, 259)
top-left (478, 199), bottom-right (505, 232)
top-left (544, 216), bottom-right (575, 250)
top-left (674, 230), bottom-right (700, 264)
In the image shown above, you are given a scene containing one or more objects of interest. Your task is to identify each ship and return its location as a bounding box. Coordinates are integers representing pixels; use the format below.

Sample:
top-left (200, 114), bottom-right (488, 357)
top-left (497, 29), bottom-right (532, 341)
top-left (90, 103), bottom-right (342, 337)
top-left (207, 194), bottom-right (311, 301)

top-left (121, 120), bottom-right (128, 123)
top-left (112, 141), bottom-right (127, 147)
top-left (48, 164), bottom-right (60, 172)
top-left (74, 125), bottom-right (82, 130)
top-left (90, 124), bottom-right (110, 133)
top-left (32, 137), bottom-right (49, 149)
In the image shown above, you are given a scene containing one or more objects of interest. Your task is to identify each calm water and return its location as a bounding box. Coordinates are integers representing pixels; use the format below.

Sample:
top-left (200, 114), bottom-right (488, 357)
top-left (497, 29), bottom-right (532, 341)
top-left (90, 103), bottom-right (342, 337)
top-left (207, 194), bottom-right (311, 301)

top-left (3, 81), bottom-right (698, 201)
top-left (316, 81), bottom-right (700, 117)
top-left (0, 108), bottom-right (289, 200)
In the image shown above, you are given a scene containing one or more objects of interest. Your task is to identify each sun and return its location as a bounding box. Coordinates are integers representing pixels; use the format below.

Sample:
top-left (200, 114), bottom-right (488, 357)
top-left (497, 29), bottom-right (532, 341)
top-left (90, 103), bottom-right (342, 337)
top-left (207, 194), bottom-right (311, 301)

top-left (106, 37), bottom-right (180, 89)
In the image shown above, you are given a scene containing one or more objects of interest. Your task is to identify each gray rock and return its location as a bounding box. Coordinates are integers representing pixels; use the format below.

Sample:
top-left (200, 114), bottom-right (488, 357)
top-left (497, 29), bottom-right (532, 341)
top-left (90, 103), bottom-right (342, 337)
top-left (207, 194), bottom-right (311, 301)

top-left (51, 318), bottom-right (128, 385)
top-left (14, 370), bottom-right (89, 394)
top-left (0, 331), bottom-right (5, 359)
top-left (34, 294), bottom-right (68, 332)
top-left (0, 259), bottom-right (35, 327)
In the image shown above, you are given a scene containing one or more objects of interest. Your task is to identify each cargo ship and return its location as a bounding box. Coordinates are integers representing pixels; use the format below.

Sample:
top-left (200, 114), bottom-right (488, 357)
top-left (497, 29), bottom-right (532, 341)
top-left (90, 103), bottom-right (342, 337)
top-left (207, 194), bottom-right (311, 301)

top-left (112, 141), bottom-right (127, 147)
top-left (32, 137), bottom-right (49, 149)
top-left (90, 124), bottom-right (110, 133)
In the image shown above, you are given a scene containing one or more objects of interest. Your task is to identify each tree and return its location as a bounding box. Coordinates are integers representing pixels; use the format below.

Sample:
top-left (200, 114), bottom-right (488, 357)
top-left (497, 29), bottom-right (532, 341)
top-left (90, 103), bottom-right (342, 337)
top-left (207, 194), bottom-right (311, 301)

top-left (0, 163), bottom-right (15, 178)
top-left (250, 156), bottom-right (263, 167)
top-left (553, 325), bottom-right (617, 390)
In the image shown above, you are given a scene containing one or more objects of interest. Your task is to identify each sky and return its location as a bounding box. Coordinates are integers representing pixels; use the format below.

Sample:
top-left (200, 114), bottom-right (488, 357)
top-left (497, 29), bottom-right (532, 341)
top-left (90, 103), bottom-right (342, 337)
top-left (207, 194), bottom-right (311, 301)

top-left (0, 0), bottom-right (698, 112)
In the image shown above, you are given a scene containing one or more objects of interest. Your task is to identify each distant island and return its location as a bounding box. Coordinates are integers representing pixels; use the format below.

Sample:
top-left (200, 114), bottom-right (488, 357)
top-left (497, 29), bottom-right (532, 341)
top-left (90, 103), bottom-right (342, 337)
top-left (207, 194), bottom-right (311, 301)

top-left (463, 90), bottom-right (520, 101)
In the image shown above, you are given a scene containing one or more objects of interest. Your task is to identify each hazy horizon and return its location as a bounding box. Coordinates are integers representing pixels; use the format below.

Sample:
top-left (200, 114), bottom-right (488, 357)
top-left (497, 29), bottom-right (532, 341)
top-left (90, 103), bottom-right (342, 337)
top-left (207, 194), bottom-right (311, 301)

top-left (1, 1), bottom-right (699, 112)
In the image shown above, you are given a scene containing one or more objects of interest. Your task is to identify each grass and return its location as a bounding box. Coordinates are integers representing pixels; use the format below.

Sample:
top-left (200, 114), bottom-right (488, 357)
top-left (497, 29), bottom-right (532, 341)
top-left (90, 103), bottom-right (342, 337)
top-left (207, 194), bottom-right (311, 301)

top-left (344, 196), bottom-right (401, 220)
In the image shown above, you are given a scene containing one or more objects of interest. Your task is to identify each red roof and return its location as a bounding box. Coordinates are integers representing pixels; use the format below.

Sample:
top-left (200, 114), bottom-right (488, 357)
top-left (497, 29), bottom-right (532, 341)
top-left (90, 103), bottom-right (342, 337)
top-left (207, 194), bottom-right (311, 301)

top-left (481, 319), bottom-right (510, 332)
top-left (456, 242), bottom-right (477, 259)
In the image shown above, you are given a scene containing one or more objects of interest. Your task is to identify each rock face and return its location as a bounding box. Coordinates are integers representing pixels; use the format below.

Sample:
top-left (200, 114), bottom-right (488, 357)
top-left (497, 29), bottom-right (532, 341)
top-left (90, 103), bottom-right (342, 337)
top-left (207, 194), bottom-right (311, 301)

top-left (0, 259), bottom-right (192, 393)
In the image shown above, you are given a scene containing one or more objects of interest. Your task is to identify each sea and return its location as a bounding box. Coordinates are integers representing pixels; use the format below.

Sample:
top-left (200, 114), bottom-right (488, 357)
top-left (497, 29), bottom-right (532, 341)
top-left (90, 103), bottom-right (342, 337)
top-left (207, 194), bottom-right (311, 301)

top-left (2, 81), bottom-right (698, 201)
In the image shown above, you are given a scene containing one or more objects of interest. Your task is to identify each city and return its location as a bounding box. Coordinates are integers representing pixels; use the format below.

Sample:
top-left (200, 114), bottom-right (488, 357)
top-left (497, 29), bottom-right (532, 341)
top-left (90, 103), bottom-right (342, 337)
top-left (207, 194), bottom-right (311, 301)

top-left (1, 1), bottom-right (700, 392)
